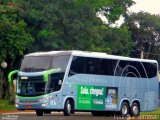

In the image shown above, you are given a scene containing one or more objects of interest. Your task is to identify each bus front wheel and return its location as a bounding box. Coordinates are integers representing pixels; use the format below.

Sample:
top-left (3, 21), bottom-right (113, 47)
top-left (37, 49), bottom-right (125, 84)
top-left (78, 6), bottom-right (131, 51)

top-left (63, 100), bottom-right (72, 116)
top-left (44, 110), bottom-right (51, 114)
top-left (36, 110), bottom-right (43, 116)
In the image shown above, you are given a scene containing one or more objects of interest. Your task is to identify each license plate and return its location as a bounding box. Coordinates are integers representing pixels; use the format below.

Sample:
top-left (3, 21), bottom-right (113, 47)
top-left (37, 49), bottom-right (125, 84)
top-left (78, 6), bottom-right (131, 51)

top-left (26, 105), bottom-right (32, 109)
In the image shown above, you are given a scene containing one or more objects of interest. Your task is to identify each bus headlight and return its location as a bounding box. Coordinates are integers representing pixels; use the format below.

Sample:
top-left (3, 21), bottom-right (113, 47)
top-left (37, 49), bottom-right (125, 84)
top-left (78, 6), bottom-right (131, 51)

top-left (15, 104), bottom-right (19, 107)
top-left (38, 97), bottom-right (49, 102)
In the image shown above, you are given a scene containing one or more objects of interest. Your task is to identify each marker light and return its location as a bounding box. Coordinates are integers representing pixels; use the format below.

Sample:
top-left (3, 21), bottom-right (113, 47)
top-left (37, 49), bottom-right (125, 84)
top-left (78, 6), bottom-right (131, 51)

top-left (42, 103), bottom-right (46, 107)
top-left (39, 97), bottom-right (49, 102)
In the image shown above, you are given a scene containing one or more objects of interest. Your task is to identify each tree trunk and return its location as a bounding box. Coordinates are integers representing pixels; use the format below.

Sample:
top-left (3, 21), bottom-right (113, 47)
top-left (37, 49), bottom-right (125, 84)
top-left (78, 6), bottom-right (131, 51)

top-left (145, 46), bottom-right (152, 59)
top-left (140, 50), bottom-right (144, 59)
top-left (0, 69), bottom-right (5, 99)
top-left (9, 84), bottom-right (15, 104)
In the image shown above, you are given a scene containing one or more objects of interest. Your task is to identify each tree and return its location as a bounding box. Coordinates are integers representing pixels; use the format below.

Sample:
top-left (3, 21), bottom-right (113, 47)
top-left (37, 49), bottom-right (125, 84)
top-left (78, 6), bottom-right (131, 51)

top-left (0, 0), bottom-right (135, 102)
top-left (97, 0), bottom-right (135, 24)
top-left (102, 26), bottom-right (133, 56)
top-left (19, 0), bottom-right (134, 54)
top-left (0, 1), bottom-right (34, 99)
top-left (126, 12), bottom-right (160, 59)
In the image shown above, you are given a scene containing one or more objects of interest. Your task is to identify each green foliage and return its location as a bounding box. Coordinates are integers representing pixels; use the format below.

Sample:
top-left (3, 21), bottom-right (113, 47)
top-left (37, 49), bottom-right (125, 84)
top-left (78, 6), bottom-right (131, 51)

top-left (0, 20), bottom-right (33, 61)
top-left (0, 99), bottom-right (16, 110)
top-left (126, 12), bottom-right (160, 59)
top-left (19, 0), bottom-right (133, 56)
top-left (101, 26), bottom-right (133, 55)
top-left (0, 1), bottom-right (34, 63)
top-left (102, 0), bottom-right (135, 23)
top-left (0, 0), bottom-right (134, 100)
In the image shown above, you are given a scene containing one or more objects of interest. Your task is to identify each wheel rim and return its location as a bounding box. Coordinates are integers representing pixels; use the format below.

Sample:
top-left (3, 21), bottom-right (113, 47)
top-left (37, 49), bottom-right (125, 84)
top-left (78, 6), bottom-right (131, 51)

top-left (132, 106), bottom-right (139, 115)
top-left (67, 102), bottom-right (71, 114)
top-left (122, 105), bottom-right (128, 115)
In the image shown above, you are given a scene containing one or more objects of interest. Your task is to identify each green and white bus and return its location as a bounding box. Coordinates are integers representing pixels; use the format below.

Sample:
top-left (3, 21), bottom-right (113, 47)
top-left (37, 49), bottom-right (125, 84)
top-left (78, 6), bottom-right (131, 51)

top-left (8, 51), bottom-right (159, 116)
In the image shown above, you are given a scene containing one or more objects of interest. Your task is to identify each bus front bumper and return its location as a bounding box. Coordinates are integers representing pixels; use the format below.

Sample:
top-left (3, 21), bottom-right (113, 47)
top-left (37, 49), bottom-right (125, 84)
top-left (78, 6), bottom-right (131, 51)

top-left (15, 102), bottom-right (49, 110)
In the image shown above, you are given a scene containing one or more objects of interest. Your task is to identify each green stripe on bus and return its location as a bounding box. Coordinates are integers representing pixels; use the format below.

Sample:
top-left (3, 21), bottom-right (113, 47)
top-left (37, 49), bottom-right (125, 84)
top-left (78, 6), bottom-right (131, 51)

top-left (16, 94), bottom-right (49, 98)
top-left (43, 68), bottom-right (59, 82)
top-left (8, 70), bottom-right (18, 84)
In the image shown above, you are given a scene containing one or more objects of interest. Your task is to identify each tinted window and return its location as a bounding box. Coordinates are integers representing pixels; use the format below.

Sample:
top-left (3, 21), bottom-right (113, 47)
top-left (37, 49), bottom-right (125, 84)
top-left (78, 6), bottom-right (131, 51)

top-left (143, 62), bottom-right (157, 78)
top-left (20, 56), bottom-right (52, 72)
top-left (47, 73), bottom-right (64, 92)
top-left (116, 60), bottom-right (147, 78)
top-left (115, 61), bottom-right (127, 76)
top-left (130, 61), bottom-right (147, 78)
top-left (69, 56), bottom-right (157, 78)
top-left (85, 57), bottom-right (99, 74)
top-left (69, 56), bottom-right (85, 76)
top-left (17, 78), bottom-right (45, 96)
top-left (52, 55), bottom-right (70, 72)
top-left (69, 56), bottom-right (118, 76)
top-left (99, 59), bottom-right (118, 76)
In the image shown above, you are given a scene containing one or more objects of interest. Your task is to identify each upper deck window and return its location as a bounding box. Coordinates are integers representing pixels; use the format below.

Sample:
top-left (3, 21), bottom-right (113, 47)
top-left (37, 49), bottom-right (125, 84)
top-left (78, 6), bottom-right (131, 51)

top-left (20, 55), bottom-right (70, 72)
top-left (20, 56), bottom-right (52, 72)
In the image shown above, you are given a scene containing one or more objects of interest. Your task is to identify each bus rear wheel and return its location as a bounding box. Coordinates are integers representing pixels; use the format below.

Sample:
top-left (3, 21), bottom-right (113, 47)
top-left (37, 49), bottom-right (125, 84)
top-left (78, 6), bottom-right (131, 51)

top-left (120, 102), bottom-right (129, 116)
top-left (63, 100), bottom-right (72, 116)
top-left (130, 102), bottom-right (140, 117)
top-left (36, 110), bottom-right (43, 116)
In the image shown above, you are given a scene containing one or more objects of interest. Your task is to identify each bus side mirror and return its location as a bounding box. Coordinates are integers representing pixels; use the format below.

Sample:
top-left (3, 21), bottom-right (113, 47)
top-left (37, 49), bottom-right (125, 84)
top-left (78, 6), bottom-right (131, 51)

top-left (58, 80), bottom-right (62, 85)
top-left (8, 70), bottom-right (18, 85)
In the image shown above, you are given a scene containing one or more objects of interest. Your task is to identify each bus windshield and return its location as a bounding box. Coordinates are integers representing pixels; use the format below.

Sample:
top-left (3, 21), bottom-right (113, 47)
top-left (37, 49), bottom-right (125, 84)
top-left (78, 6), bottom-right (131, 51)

top-left (18, 54), bottom-right (71, 96)
top-left (17, 73), bottom-right (64, 96)
top-left (17, 76), bottom-right (46, 96)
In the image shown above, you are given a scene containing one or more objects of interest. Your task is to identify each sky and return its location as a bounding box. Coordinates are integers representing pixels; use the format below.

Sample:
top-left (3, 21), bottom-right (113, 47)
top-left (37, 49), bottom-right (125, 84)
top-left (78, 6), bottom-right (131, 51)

top-left (99, 0), bottom-right (160, 27)
top-left (114, 0), bottom-right (160, 27)
top-left (129, 0), bottom-right (160, 14)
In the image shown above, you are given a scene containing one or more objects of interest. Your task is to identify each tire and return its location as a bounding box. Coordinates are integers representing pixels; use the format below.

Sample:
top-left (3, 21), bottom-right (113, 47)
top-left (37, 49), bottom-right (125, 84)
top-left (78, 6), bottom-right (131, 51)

top-left (120, 102), bottom-right (129, 116)
top-left (91, 111), bottom-right (104, 116)
top-left (36, 110), bottom-right (43, 116)
top-left (44, 110), bottom-right (51, 114)
top-left (63, 100), bottom-right (72, 116)
top-left (104, 111), bottom-right (114, 116)
top-left (130, 102), bottom-right (140, 117)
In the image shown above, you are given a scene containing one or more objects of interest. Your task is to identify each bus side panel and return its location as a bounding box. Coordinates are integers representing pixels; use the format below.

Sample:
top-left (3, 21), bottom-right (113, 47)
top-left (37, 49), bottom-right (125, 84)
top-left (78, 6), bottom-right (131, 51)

top-left (113, 76), bottom-right (143, 111)
top-left (147, 77), bottom-right (159, 111)
top-left (61, 82), bottom-right (78, 108)
top-left (64, 74), bottom-right (158, 112)
top-left (66, 74), bottom-right (119, 111)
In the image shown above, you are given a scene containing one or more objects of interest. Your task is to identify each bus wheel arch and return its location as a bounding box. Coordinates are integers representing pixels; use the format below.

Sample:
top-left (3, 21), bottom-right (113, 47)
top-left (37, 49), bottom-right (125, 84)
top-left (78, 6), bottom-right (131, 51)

top-left (63, 97), bottom-right (75, 116)
top-left (130, 100), bottom-right (140, 117)
top-left (120, 100), bottom-right (130, 116)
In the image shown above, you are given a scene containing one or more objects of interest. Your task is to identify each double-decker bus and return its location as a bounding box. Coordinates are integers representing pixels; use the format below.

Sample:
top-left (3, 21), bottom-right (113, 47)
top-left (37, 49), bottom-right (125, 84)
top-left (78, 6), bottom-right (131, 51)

top-left (8, 51), bottom-right (159, 116)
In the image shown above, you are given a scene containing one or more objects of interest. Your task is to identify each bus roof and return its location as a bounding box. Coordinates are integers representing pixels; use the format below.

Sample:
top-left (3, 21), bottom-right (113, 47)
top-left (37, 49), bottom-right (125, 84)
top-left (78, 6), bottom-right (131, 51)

top-left (25, 50), bottom-right (157, 63)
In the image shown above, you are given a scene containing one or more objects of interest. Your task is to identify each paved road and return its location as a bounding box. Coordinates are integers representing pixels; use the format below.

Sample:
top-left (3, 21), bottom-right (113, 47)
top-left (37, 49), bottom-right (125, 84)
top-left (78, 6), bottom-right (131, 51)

top-left (0, 112), bottom-right (117, 120)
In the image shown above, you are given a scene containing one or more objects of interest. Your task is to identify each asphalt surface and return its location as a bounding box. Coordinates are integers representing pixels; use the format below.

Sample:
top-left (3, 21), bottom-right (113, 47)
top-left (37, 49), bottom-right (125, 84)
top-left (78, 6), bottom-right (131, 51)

top-left (1, 112), bottom-right (159, 120)
top-left (0, 112), bottom-right (117, 120)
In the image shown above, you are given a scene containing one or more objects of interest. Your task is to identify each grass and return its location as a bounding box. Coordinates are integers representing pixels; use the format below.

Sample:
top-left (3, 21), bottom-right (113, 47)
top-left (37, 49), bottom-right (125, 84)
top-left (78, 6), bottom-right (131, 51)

top-left (0, 99), bottom-right (16, 111)
top-left (141, 107), bottom-right (160, 115)
top-left (140, 108), bottom-right (160, 120)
